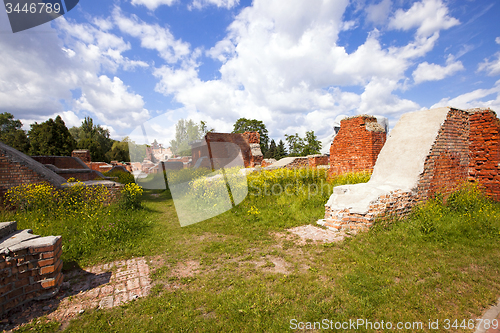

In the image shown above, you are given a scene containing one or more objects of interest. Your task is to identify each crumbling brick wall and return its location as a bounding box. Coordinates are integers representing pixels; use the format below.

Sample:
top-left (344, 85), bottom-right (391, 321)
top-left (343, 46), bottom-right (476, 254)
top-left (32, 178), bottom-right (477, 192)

top-left (328, 115), bottom-right (386, 177)
top-left (193, 132), bottom-right (263, 168)
top-left (468, 109), bottom-right (500, 201)
top-left (322, 107), bottom-right (500, 233)
top-left (71, 150), bottom-right (91, 164)
top-left (307, 155), bottom-right (329, 168)
top-left (0, 221), bottom-right (63, 315)
top-left (31, 156), bottom-right (86, 170)
top-left (0, 143), bottom-right (66, 199)
top-left (285, 157), bottom-right (309, 169)
top-left (417, 108), bottom-right (470, 200)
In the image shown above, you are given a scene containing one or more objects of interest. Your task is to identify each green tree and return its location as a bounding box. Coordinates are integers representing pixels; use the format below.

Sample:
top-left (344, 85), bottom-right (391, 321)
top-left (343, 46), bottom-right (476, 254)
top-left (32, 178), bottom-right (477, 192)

top-left (105, 137), bottom-right (130, 162)
top-left (232, 118), bottom-right (269, 155)
top-left (275, 139), bottom-right (287, 159)
top-left (264, 139), bottom-right (277, 159)
top-left (70, 117), bottom-right (113, 162)
top-left (199, 120), bottom-right (215, 136)
top-left (284, 131), bottom-right (321, 156)
top-left (28, 115), bottom-right (76, 156)
top-left (170, 119), bottom-right (202, 156)
top-left (302, 130), bottom-right (322, 155)
top-left (128, 140), bottom-right (148, 162)
top-left (284, 133), bottom-right (304, 157)
top-left (0, 112), bottom-right (29, 153)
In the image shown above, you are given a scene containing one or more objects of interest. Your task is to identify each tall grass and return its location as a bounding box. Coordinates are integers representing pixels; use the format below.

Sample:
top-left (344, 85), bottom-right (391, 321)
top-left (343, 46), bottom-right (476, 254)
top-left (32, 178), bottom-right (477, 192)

top-left (1, 181), bottom-right (149, 266)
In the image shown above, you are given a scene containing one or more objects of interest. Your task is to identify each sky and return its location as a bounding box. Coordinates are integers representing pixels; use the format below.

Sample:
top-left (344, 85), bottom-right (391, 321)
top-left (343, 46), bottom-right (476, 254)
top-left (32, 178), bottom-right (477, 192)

top-left (1, 0), bottom-right (500, 148)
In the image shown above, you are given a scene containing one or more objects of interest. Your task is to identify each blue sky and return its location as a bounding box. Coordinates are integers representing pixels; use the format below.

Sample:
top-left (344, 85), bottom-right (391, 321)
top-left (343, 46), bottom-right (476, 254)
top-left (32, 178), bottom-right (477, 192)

top-left (1, 0), bottom-right (499, 147)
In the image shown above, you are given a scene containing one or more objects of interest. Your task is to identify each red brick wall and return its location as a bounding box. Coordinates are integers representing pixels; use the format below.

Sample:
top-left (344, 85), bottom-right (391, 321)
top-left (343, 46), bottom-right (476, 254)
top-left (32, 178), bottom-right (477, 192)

top-left (417, 108), bottom-right (470, 200)
top-left (469, 110), bottom-right (500, 201)
top-left (328, 115), bottom-right (386, 177)
top-left (71, 150), bottom-right (91, 163)
top-left (308, 155), bottom-right (329, 168)
top-left (0, 152), bottom-right (49, 198)
top-left (201, 131), bottom-right (263, 168)
top-left (31, 156), bottom-right (85, 170)
top-left (323, 108), bottom-right (500, 232)
top-left (0, 223), bottom-right (63, 315)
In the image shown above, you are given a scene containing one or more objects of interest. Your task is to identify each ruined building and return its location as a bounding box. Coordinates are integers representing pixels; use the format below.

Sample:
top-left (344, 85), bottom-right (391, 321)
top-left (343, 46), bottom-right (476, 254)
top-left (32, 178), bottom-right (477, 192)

top-left (321, 107), bottom-right (500, 232)
top-left (191, 131), bottom-right (263, 168)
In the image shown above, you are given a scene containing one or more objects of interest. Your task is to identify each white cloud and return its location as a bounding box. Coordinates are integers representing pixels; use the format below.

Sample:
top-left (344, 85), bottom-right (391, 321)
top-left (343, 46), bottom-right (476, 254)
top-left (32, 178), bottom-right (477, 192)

top-left (478, 52), bottom-right (500, 76)
top-left (190, 0), bottom-right (239, 10)
top-left (359, 78), bottom-right (420, 116)
top-left (150, 0), bottom-right (456, 140)
top-left (75, 75), bottom-right (150, 129)
top-left (388, 0), bottom-right (459, 37)
top-left (366, 0), bottom-right (392, 25)
top-left (413, 55), bottom-right (464, 83)
top-left (113, 7), bottom-right (191, 64)
top-left (431, 80), bottom-right (500, 111)
top-left (130, 0), bottom-right (177, 11)
top-left (496, 37), bottom-right (500, 45)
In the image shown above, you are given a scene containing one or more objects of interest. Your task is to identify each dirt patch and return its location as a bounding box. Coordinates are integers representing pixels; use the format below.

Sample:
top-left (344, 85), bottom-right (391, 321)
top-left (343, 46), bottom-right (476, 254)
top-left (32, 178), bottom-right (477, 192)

top-left (171, 260), bottom-right (201, 278)
top-left (283, 224), bottom-right (351, 245)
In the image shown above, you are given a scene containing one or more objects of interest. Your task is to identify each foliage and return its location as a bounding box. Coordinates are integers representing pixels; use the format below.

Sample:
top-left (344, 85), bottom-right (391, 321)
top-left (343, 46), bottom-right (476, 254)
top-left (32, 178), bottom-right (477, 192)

top-left (106, 137), bottom-right (130, 162)
top-left (275, 139), bottom-right (287, 159)
top-left (119, 183), bottom-right (144, 210)
top-left (0, 112), bottom-right (29, 153)
top-left (302, 130), bottom-right (322, 155)
top-left (170, 119), bottom-right (204, 156)
top-left (232, 118), bottom-right (269, 155)
top-left (28, 115), bottom-right (76, 156)
top-left (263, 139), bottom-right (276, 159)
top-left (407, 182), bottom-right (500, 242)
top-left (103, 168), bottom-right (135, 184)
top-left (70, 117), bottom-right (113, 162)
top-left (128, 140), bottom-right (148, 162)
top-left (285, 130), bottom-right (321, 156)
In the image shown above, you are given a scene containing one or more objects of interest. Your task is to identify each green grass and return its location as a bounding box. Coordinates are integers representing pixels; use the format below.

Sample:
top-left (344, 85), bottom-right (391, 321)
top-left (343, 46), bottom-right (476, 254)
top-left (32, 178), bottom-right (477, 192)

top-left (4, 171), bottom-right (500, 332)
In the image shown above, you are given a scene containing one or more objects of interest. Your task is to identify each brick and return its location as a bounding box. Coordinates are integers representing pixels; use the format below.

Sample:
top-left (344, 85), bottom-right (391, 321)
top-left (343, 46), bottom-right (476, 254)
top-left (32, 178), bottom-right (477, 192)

top-left (38, 258), bottom-right (55, 267)
top-left (40, 277), bottom-right (57, 289)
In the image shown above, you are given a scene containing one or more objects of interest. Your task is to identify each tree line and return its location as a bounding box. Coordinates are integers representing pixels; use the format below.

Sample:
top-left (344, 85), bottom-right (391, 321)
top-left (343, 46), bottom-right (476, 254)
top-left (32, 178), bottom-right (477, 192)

top-left (0, 112), bottom-right (322, 162)
top-left (0, 112), bottom-right (131, 163)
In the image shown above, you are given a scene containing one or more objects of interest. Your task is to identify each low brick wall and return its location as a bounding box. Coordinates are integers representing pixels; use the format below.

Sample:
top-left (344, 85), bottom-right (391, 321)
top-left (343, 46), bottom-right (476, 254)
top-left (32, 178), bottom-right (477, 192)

top-left (285, 157), bottom-right (309, 169)
top-left (31, 156), bottom-right (87, 170)
top-left (307, 155), bottom-right (329, 168)
top-left (322, 189), bottom-right (416, 231)
top-left (0, 221), bottom-right (63, 315)
top-left (0, 142), bottom-right (66, 200)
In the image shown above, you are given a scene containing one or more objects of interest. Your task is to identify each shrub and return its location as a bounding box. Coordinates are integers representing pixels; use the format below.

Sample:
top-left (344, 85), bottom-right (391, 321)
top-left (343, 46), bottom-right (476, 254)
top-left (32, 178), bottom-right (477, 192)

top-left (119, 182), bottom-right (144, 210)
top-left (103, 169), bottom-right (135, 184)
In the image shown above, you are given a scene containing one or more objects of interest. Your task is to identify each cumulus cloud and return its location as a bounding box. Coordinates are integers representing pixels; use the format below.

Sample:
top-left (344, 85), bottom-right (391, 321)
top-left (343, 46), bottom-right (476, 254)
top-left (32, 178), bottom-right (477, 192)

top-left (147, 0), bottom-right (460, 139)
top-left (365, 0), bottom-right (392, 25)
top-left (413, 55), bottom-right (464, 83)
top-left (388, 0), bottom-right (459, 37)
top-left (130, 0), bottom-right (177, 11)
top-left (75, 75), bottom-right (150, 129)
